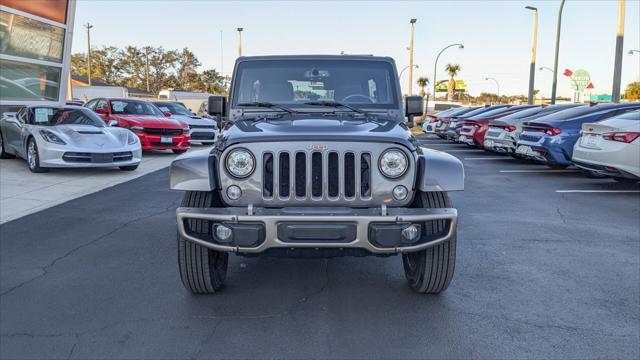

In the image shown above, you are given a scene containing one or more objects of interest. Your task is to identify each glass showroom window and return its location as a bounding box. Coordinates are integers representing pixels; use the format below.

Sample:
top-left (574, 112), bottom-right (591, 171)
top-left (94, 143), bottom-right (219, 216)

top-left (0, 59), bottom-right (61, 101)
top-left (0, 10), bottom-right (65, 63)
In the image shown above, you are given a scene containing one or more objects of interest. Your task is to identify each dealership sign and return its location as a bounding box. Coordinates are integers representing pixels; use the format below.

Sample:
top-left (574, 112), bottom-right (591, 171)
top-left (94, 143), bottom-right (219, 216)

top-left (435, 79), bottom-right (468, 93)
top-left (563, 69), bottom-right (593, 91)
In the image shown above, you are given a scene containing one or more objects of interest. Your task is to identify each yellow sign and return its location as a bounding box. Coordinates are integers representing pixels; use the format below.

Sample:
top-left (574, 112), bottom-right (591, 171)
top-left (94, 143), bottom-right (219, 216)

top-left (435, 79), bottom-right (467, 92)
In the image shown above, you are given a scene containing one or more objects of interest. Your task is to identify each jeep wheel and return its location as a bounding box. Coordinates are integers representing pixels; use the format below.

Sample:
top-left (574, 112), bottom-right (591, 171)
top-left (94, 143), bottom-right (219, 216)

top-left (402, 191), bottom-right (456, 294)
top-left (178, 191), bottom-right (228, 294)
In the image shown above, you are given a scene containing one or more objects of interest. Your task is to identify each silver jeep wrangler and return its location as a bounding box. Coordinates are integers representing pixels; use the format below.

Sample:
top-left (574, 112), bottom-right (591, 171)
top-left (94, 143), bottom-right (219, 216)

top-left (170, 55), bottom-right (464, 294)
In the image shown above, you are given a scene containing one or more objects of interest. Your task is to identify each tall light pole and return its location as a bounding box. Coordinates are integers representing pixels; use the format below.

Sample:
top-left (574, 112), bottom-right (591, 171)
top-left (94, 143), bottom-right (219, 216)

top-left (611, 0), bottom-right (626, 103)
top-left (84, 23), bottom-right (93, 86)
top-left (526, 6), bottom-right (538, 105)
top-left (433, 43), bottom-right (464, 100)
top-left (551, 0), bottom-right (566, 104)
top-left (485, 77), bottom-right (500, 98)
top-left (237, 27), bottom-right (243, 57)
top-left (144, 47), bottom-right (150, 93)
top-left (407, 19), bottom-right (417, 96)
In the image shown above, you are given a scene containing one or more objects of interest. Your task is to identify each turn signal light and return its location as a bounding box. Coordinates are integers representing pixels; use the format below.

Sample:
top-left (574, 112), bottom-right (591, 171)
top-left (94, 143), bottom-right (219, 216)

top-left (602, 132), bottom-right (640, 143)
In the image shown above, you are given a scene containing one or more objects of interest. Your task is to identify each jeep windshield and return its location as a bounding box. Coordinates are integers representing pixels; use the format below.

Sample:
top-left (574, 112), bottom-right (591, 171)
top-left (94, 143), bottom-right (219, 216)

top-left (232, 59), bottom-right (399, 111)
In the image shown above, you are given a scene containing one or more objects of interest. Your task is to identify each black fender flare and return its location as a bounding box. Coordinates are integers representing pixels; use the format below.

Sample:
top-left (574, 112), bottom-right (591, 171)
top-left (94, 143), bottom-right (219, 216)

top-left (416, 147), bottom-right (465, 192)
top-left (170, 149), bottom-right (220, 191)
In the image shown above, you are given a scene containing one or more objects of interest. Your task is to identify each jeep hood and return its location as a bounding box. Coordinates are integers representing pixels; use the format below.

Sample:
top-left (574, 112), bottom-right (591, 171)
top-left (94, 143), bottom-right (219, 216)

top-left (220, 117), bottom-right (417, 150)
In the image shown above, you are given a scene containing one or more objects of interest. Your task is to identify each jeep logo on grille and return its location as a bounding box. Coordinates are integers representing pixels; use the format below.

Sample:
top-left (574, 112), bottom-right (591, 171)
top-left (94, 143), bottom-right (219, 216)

top-left (306, 144), bottom-right (328, 151)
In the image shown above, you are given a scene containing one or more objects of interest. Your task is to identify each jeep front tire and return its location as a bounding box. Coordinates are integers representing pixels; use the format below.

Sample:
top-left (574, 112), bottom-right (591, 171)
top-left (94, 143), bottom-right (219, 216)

top-left (402, 191), bottom-right (456, 294)
top-left (178, 191), bottom-right (228, 294)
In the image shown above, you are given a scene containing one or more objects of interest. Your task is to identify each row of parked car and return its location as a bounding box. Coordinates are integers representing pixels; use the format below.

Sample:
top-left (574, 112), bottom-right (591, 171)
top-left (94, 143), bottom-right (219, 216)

top-left (0, 98), bottom-right (219, 173)
top-left (422, 102), bottom-right (640, 184)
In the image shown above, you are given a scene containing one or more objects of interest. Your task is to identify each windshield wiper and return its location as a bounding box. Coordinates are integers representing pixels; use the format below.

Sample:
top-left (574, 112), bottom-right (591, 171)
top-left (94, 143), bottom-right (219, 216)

top-left (303, 100), bottom-right (368, 115)
top-left (237, 101), bottom-right (297, 115)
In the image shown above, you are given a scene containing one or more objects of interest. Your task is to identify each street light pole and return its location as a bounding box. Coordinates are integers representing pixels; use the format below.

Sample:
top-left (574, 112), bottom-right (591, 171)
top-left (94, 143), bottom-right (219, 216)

top-left (144, 48), bottom-right (150, 93)
top-left (611, 0), bottom-right (626, 103)
top-left (550, 0), bottom-right (566, 104)
top-left (399, 65), bottom-right (419, 81)
top-left (237, 27), bottom-right (243, 57)
top-left (526, 6), bottom-right (538, 104)
top-left (84, 23), bottom-right (93, 86)
top-left (485, 77), bottom-right (500, 98)
top-left (407, 19), bottom-right (417, 96)
top-left (432, 43), bottom-right (464, 101)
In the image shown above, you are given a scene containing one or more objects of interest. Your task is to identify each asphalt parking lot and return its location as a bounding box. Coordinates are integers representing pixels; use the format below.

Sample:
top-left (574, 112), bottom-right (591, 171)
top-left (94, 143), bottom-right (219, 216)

top-left (1, 134), bottom-right (638, 359)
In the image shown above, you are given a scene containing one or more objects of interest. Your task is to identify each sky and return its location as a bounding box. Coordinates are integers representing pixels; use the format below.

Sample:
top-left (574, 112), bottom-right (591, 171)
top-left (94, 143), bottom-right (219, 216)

top-left (71, 0), bottom-right (640, 98)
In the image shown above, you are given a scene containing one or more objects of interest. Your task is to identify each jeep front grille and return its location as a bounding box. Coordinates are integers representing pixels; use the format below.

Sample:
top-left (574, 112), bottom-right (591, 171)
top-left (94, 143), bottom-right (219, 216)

top-left (219, 142), bottom-right (415, 207)
top-left (261, 150), bottom-right (372, 201)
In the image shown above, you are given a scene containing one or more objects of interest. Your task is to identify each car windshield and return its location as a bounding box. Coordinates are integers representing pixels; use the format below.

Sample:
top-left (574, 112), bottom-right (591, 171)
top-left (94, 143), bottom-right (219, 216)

top-left (30, 107), bottom-right (105, 127)
top-left (232, 59), bottom-right (399, 109)
top-left (110, 100), bottom-right (163, 116)
top-left (497, 107), bottom-right (544, 121)
top-left (153, 102), bottom-right (192, 116)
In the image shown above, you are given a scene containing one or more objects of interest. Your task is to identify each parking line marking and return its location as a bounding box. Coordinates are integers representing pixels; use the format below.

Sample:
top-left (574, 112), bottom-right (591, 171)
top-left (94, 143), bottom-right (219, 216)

top-left (500, 169), bottom-right (580, 173)
top-left (555, 190), bottom-right (640, 193)
top-left (464, 157), bottom-right (509, 160)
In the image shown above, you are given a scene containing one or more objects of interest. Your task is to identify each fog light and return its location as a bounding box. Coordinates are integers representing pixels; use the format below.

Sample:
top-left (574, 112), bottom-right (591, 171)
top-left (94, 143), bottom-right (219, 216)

top-left (392, 185), bottom-right (408, 201)
top-left (215, 225), bottom-right (233, 242)
top-left (402, 224), bottom-right (420, 241)
top-left (227, 185), bottom-right (242, 200)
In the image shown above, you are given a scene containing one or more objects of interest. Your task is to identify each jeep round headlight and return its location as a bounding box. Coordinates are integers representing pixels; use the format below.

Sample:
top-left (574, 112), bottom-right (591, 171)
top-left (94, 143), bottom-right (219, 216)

top-left (226, 148), bottom-right (255, 178)
top-left (379, 148), bottom-right (408, 178)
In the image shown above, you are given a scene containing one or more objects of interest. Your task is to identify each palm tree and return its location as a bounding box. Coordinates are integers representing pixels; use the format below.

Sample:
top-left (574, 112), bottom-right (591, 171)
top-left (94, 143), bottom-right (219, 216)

top-left (445, 64), bottom-right (461, 101)
top-left (416, 77), bottom-right (430, 98)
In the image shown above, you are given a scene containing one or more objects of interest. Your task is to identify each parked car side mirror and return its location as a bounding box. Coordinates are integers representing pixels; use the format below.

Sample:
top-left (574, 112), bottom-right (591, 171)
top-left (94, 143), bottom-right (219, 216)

top-left (163, 111), bottom-right (172, 118)
top-left (107, 120), bottom-right (118, 127)
top-left (208, 96), bottom-right (227, 129)
top-left (95, 108), bottom-right (106, 115)
top-left (405, 96), bottom-right (424, 128)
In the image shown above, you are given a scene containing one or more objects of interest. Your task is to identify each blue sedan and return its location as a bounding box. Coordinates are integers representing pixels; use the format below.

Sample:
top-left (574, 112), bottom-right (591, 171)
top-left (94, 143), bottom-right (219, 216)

top-left (515, 102), bottom-right (640, 168)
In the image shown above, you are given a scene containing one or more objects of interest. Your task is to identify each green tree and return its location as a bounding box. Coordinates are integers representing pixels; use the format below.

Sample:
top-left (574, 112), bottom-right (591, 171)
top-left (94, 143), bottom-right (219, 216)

top-left (623, 81), bottom-right (640, 100)
top-left (416, 77), bottom-right (429, 97)
top-left (445, 64), bottom-right (461, 101)
top-left (200, 69), bottom-right (227, 95)
top-left (71, 46), bottom-right (124, 85)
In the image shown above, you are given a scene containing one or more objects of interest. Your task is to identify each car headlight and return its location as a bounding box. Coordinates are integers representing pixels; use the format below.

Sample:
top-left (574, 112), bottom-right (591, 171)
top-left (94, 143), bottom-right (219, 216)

top-left (39, 130), bottom-right (66, 145)
top-left (127, 132), bottom-right (138, 145)
top-left (226, 148), bottom-right (255, 178)
top-left (379, 148), bottom-right (408, 178)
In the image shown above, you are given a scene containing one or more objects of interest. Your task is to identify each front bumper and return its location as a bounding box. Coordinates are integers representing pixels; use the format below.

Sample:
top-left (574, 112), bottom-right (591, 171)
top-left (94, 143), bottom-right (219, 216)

top-left (177, 206), bottom-right (458, 254)
top-left (136, 132), bottom-right (191, 150)
top-left (38, 142), bottom-right (142, 168)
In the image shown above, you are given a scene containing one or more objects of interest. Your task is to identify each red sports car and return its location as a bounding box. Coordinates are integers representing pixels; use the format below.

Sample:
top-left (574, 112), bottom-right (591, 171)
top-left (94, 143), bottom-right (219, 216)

top-left (84, 98), bottom-right (191, 153)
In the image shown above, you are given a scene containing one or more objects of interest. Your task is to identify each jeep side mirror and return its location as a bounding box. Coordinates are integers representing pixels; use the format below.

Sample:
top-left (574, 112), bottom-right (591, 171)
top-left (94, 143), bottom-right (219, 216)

top-left (405, 95), bottom-right (424, 128)
top-left (208, 96), bottom-right (227, 129)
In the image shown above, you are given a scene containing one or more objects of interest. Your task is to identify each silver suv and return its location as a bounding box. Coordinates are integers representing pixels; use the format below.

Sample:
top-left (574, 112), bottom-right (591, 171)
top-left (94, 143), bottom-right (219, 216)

top-left (170, 55), bottom-right (464, 294)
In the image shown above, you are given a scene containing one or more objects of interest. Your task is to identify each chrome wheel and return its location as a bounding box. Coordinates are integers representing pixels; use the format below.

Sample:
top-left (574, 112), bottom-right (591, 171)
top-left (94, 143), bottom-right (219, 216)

top-left (27, 140), bottom-right (37, 169)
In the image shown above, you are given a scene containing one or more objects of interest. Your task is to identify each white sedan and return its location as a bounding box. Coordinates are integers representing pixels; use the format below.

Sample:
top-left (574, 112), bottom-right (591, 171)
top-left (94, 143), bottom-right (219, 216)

top-left (0, 105), bottom-right (141, 173)
top-left (153, 101), bottom-right (218, 145)
top-left (572, 110), bottom-right (640, 184)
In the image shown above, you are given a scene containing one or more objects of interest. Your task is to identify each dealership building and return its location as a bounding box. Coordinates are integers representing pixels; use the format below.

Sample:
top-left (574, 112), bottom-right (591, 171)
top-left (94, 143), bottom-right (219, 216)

top-left (0, 0), bottom-right (76, 116)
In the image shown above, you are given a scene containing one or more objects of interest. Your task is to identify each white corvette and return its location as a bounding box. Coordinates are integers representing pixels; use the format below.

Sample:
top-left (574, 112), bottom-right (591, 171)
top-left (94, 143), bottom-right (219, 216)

top-left (573, 110), bottom-right (640, 184)
top-left (0, 105), bottom-right (142, 173)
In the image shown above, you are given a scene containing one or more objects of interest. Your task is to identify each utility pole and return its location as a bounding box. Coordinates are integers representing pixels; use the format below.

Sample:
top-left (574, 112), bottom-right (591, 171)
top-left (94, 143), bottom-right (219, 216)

top-left (144, 47), bottom-right (150, 93)
top-left (612, 0), bottom-right (626, 103)
top-left (237, 27), bottom-right (243, 57)
top-left (526, 6), bottom-right (538, 104)
top-left (407, 19), bottom-right (417, 96)
top-left (84, 23), bottom-right (93, 86)
top-left (551, 0), bottom-right (566, 104)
